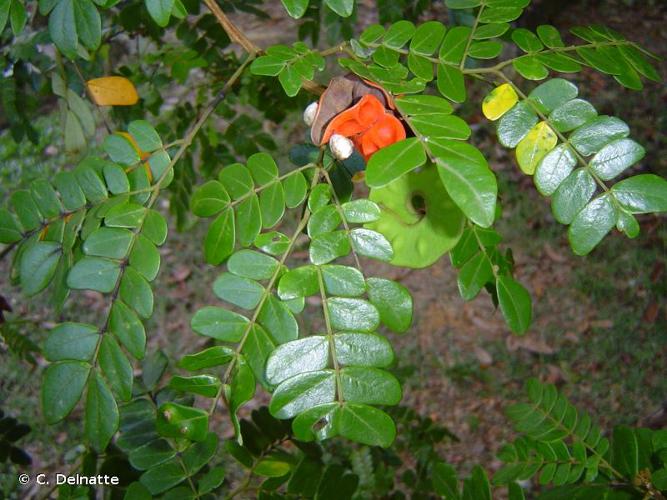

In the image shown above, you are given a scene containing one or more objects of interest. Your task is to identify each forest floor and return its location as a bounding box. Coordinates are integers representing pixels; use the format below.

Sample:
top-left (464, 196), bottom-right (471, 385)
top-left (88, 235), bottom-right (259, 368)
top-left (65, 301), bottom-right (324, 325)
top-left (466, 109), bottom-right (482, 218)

top-left (1, 0), bottom-right (665, 495)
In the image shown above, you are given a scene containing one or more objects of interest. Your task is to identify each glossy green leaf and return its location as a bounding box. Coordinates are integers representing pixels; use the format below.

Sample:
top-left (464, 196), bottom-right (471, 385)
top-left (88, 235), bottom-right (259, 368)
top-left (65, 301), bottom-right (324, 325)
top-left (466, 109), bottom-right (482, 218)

top-left (98, 335), bottom-right (133, 401)
top-left (437, 64), bottom-right (466, 103)
top-left (308, 205), bottom-right (342, 238)
top-left (259, 182), bottom-right (285, 229)
top-left (128, 120), bottom-right (162, 152)
top-left (255, 231), bottom-right (290, 256)
top-left (321, 265), bottom-right (365, 297)
top-left (410, 21), bottom-right (446, 55)
top-left (349, 228), bottom-right (393, 262)
top-left (140, 459), bottom-right (186, 495)
top-left (145, 0), bottom-right (173, 27)
top-left (529, 78), bottom-right (578, 113)
top-left (513, 55), bottom-right (549, 80)
top-left (497, 275), bottom-right (532, 334)
top-left (42, 361), bottom-right (90, 423)
top-left (341, 199), bottom-right (380, 223)
top-left (178, 346), bottom-right (235, 371)
top-left (258, 295), bottom-right (299, 344)
top-left (337, 403), bottom-right (395, 448)
top-left (536, 24), bottom-right (564, 48)
top-left (469, 40), bottom-right (502, 59)
top-left (228, 249), bottom-right (280, 281)
top-left (308, 184), bottom-right (331, 212)
top-left (433, 139), bottom-right (498, 228)
top-left (49, 0), bottom-right (77, 58)
top-left (309, 231), bottom-right (350, 265)
top-left (473, 22), bottom-right (510, 39)
top-left (43, 322), bottom-right (98, 362)
top-left (457, 252), bottom-right (494, 300)
top-left (143, 209), bottom-right (168, 246)
top-left (278, 265), bottom-right (319, 299)
top-left (266, 336), bottom-right (329, 386)
top-left (191, 306), bottom-right (248, 342)
top-left (548, 98), bottom-right (597, 133)
top-left (568, 194), bottom-right (615, 255)
top-left (120, 267), bottom-right (154, 318)
top-left (235, 195), bottom-right (262, 247)
top-left (242, 324), bottom-right (276, 388)
top-left (569, 116), bottom-right (630, 156)
top-left (611, 174), bottom-right (667, 213)
top-left (270, 370), bottom-right (336, 419)
top-left (551, 168), bottom-right (597, 224)
top-left (366, 138), bottom-right (427, 188)
top-left (109, 300), bottom-right (146, 359)
top-left (534, 144), bottom-right (577, 196)
top-left (191, 180), bottom-right (230, 217)
top-left (10, 190), bottom-right (42, 231)
top-left (130, 235), bottom-right (160, 281)
top-left (439, 26), bottom-right (471, 64)
top-left (156, 402), bottom-right (208, 442)
top-left (169, 375), bottom-right (221, 398)
top-left (497, 101), bottom-right (538, 148)
top-left (283, 171), bottom-right (308, 208)
top-left (129, 440), bottom-right (175, 471)
top-left (204, 208), bottom-right (235, 265)
top-left (366, 277), bottom-right (412, 333)
top-left (281, 0), bottom-right (308, 18)
top-left (31, 179), bottom-right (63, 218)
top-left (340, 367), bottom-right (400, 405)
top-left (85, 371), bottom-right (118, 451)
top-left (511, 28), bottom-right (543, 53)
top-left (0, 208), bottom-right (22, 243)
top-left (248, 152), bottom-right (279, 185)
top-left (589, 138), bottom-right (645, 181)
top-left (20, 241), bottom-right (62, 296)
top-left (324, 0), bottom-right (353, 17)
top-left (213, 272), bottom-right (263, 309)
top-left (395, 94), bottom-right (453, 115)
top-left (327, 298), bottom-right (379, 332)
top-left (218, 163), bottom-right (253, 200)
top-left (384, 20), bottom-right (415, 49)
top-left (67, 256), bottom-right (120, 293)
top-left (335, 332), bottom-right (394, 367)
top-left (105, 203), bottom-right (146, 228)
top-left (83, 227), bottom-right (133, 259)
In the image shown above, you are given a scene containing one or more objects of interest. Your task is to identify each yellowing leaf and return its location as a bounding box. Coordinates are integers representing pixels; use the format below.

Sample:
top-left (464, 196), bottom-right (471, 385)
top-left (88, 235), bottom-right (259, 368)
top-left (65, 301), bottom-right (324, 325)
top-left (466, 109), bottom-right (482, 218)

top-left (482, 83), bottom-right (518, 121)
top-left (87, 77), bottom-right (139, 106)
top-left (516, 121), bottom-right (558, 175)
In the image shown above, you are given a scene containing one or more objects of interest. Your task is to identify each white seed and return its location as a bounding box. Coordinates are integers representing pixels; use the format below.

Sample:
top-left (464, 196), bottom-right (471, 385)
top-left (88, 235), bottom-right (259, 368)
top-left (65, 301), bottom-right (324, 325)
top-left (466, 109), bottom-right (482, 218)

top-left (303, 101), bottom-right (318, 126)
top-left (329, 134), bottom-right (354, 161)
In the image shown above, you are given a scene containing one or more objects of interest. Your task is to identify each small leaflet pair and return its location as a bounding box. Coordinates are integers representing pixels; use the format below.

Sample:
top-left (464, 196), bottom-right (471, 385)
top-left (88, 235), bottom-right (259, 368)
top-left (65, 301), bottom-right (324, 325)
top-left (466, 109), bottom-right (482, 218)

top-left (308, 74), bottom-right (406, 162)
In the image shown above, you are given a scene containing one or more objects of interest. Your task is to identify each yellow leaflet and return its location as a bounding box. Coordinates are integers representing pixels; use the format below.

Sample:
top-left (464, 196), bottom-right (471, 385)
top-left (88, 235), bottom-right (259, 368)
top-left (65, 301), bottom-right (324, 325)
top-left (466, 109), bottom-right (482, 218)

top-left (482, 83), bottom-right (518, 121)
top-left (87, 76), bottom-right (139, 106)
top-left (516, 121), bottom-right (558, 175)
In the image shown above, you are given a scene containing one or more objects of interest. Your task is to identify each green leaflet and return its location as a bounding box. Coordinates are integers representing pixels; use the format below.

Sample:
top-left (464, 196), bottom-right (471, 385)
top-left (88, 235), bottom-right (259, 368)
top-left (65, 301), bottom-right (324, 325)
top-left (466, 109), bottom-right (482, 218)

top-left (365, 138), bottom-right (427, 188)
top-left (213, 272), bottom-right (264, 310)
top-left (20, 241), bottom-right (62, 296)
top-left (191, 306), bottom-right (248, 342)
top-left (366, 278), bottom-right (412, 333)
top-left (43, 322), bottom-right (99, 362)
top-left (42, 361), bottom-right (91, 423)
top-left (496, 275), bottom-right (532, 335)
top-left (85, 371), bottom-right (118, 451)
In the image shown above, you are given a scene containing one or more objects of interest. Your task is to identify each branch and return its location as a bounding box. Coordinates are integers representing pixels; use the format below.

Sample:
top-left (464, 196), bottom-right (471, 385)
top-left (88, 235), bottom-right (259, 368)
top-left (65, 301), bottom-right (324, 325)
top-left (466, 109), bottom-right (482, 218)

top-left (202, 0), bottom-right (325, 95)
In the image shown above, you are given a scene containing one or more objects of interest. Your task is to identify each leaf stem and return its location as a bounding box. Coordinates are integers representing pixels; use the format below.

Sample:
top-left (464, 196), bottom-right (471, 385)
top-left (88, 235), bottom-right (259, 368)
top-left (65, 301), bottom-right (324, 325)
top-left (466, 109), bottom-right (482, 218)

top-left (460, 4), bottom-right (485, 70)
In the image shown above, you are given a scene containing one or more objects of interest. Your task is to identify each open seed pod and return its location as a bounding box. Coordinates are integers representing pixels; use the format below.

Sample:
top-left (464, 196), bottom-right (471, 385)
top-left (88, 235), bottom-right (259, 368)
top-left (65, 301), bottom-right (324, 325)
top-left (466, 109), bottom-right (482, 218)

top-left (310, 74), bottom-right (394, 146)
top-left (365, 163), bottom-right (465, 268)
